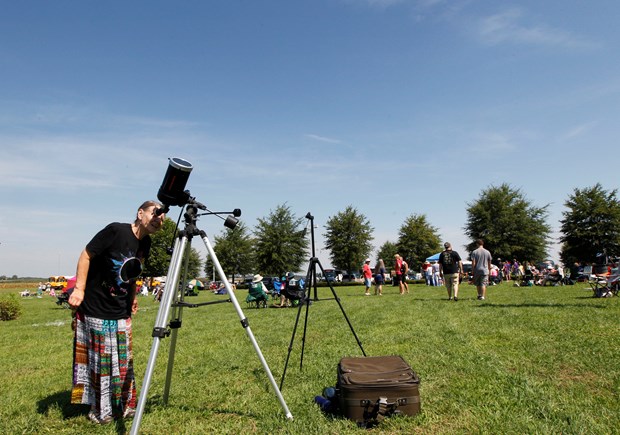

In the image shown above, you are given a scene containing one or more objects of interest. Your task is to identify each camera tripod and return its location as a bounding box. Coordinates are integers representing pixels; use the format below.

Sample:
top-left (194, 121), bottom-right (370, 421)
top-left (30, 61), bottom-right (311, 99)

top-left (130, 199), bottom-right (293, 435)
top-left (279, 212), bottom-right (366, 390)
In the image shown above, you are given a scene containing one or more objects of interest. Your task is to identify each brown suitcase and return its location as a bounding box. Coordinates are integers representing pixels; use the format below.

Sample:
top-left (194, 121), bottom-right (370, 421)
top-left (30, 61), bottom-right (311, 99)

top-left (337, 355), bottom-right (421, 426)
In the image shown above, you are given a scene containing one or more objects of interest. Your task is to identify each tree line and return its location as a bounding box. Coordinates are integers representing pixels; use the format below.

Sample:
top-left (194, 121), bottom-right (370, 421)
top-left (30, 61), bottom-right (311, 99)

top-left (142, 183), bottom-right (620, 279)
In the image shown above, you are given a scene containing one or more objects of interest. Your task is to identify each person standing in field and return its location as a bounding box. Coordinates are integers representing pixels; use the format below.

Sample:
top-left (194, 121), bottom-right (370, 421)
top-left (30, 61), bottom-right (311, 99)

top-left (362, 258), bottom-right (373, 296)
top-left (374, 258), bottom-right (386, 296)
top-left (471, 239), bottom-right (492, 301)
top-left (401, 258), bottom-right (410, 294)
top-left (438, 242), bottom-right (463, 301)
top-left (394, 254), bottom-right (405, 295)
top-left (68, 200), bottom-right (165, 424)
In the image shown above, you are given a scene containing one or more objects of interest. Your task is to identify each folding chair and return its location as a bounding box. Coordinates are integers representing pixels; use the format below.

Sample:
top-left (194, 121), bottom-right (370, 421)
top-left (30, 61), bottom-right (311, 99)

top-left (246, 282), bottom-right (269, 308)
top-left (588, 275), bottom-right (614, 298)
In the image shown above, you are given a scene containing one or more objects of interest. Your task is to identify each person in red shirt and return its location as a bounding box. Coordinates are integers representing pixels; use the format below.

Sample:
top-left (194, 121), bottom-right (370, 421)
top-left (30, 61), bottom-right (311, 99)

top-left (362, 258), bottom-right (373, 296)
top-left (394, 254), bottom-right (405, 295)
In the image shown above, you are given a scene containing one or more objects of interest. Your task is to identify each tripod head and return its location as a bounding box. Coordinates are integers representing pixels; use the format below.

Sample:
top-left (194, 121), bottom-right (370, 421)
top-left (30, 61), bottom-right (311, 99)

top-left (155, 157), bottom-right (242, 230)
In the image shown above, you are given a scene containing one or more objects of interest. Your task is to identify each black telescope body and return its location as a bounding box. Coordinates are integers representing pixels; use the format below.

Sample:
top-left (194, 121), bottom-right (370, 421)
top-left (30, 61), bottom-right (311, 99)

top-left (158, 157), bottom-right (193, 207)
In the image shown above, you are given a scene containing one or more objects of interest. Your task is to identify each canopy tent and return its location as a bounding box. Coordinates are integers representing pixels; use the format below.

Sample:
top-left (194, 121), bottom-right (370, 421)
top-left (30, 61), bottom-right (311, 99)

top-left (426, 253), bottom-right (441, 262)
top-left (188, 279), bottom-right (204, 289)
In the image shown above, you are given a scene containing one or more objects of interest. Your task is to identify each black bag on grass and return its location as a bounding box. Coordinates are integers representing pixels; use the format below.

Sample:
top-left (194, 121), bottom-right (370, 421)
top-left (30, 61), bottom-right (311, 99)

top-left (336, 355), bottom-right (421, 427)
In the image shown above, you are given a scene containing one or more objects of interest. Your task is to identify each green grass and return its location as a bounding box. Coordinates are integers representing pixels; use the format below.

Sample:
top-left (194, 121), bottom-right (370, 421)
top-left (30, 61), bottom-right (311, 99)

top-left (1, 281), bottom-right (619, 434)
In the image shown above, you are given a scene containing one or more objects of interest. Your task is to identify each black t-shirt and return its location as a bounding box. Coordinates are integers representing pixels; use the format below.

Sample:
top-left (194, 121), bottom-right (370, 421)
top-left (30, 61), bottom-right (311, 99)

top-left (438, 250), bottom-right (461, 274)
top-left (79, 223), bottom-right (151, 319)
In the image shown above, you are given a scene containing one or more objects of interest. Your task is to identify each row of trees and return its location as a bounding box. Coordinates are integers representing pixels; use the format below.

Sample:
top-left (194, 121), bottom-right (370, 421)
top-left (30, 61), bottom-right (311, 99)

top-left (143, 183), bottom-right (620, 279)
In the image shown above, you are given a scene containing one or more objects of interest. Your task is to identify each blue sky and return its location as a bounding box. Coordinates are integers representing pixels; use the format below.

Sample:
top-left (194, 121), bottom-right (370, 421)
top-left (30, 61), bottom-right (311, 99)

top-left (1, 0), bottom-right (619, 278)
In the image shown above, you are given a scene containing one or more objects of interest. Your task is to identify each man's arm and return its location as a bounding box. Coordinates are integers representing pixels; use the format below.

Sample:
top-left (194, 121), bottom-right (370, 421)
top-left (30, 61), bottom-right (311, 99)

top-left (69, 249), bottom-right (93, 309)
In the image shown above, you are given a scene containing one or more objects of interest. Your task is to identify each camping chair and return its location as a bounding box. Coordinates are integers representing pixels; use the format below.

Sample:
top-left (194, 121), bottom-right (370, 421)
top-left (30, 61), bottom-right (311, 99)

top-left (589, 275), bottom-right (613, 298)
top-left (270, 279), bottom-right (283, 300)
top-left (589, 267), bottom-right (619, 298)
top-left (521, 269), bottom-right (535, 286)
top-left (542, 269), bottom-right (563, 286)
top-left (279, 278), bottom-right (307, 308)
top-left (246, 282), bottom-right (269, 308)
top-left (561, 268), bottom-right (575, 285)
top-left (577, 265), bottom-right (593, 282)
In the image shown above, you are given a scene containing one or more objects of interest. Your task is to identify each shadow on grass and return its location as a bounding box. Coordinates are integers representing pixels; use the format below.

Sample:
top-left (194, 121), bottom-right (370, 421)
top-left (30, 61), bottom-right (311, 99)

top-left (36, 390), bottom-right (86, 420)
top-left (150, 392), bottom-right (256, 414)
top-left (36, 390), bottom-right (134, 434)
top-left (475, 302), bottom-right (609, 309)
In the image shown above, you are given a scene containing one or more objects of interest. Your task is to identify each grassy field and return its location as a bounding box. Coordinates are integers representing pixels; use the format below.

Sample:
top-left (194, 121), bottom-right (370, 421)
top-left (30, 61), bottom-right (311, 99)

top-left (1, 280), bottom-right (619, 434)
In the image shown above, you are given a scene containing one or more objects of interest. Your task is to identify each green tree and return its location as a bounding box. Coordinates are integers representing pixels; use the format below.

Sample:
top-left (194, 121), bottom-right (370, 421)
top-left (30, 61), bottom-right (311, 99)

top-left (254, 204), bottom-right (309, 276)
top-left (464, 183), bottom-right (551, 262)
top-left (206, 222), bottom-right (255, 281)
top-left (323, 206), bottom-right (374, 273)
top-left (143, 218), bottom-right (203, 279)
top-left (376, 241), bottom-right (398, 270)
top-left (397, 214), bottom-right (441, 272)
top-left (559, 183), bottom-right (620, 265)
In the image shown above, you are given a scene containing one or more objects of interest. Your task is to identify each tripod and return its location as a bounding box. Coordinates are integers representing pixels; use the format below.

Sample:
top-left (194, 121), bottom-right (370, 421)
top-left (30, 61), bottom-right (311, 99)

top-left (130, 199), bottom-right (293, 435)
top-left (279, 212), bottom-right (366, 390)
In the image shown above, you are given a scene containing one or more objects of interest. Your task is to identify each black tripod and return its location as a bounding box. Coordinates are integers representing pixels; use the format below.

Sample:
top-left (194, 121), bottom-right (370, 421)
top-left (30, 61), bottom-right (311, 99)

top-left (279, 212), bottom-right (366, 390)
top-left (130, 199), bottom-right (292, 435)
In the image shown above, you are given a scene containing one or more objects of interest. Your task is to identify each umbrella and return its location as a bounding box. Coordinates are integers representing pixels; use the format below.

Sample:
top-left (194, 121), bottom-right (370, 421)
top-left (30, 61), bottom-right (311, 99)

top-left (188, 279), bottom-right (204, 288)
top-left (426, 253), bottom-right (441, 262)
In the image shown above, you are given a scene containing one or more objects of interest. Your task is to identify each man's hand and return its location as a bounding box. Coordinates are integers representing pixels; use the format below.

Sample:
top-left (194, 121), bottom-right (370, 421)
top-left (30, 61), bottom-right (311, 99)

top-left (68, 288), bottom-right (84, 309)
top-left (132, 298), bottom-right (138, 315)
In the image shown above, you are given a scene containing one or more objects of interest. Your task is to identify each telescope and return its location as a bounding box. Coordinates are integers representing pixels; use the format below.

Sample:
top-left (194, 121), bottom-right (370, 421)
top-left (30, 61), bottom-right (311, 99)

top-left (157, 157), bottom-right (193, 208)
top-left (156, 157), bottom-right (240, 229)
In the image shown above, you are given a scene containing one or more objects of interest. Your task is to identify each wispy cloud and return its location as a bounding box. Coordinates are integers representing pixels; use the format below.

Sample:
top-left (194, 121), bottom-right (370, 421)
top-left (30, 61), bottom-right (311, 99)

top-left (469, 132), bottom-right (516, 153)
top-left (560, 121), bottom-right (598, 141)
top-left (304, 133), bottom-right (343, 144)
top-left (476, 8), bottom-right (600, 50)
top-left (359, 0), bottom-right (408, 7)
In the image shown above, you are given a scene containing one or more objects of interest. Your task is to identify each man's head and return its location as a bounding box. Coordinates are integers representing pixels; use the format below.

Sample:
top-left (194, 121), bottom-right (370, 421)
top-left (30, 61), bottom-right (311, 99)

top-left (135, 200), bottom-right (165, 235)
top-left (476, 239), bottom-right (484, 247)
top-left (444, 242), bottom-right (452, 250)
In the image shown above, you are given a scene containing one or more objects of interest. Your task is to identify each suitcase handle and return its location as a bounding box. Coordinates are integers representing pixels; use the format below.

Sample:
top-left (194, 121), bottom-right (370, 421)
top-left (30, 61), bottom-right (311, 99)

top-left (360, 396), bottom-right (410, 421)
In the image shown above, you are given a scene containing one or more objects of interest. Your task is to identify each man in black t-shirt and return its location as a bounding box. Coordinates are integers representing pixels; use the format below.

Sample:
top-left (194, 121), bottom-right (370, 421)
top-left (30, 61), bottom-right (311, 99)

top-left (438, 242), bottom-right (463, 301)
top-left (68, 200), bottom-right (165, 424)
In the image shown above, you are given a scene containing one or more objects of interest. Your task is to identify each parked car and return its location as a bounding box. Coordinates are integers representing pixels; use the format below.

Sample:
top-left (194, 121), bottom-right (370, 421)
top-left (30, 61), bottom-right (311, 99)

top-left (323, 269), bottom-right (344, 282)
top-left (406, 272), bottom-right (422, 281)
top-left (342, 272), bottom-right (363, 283)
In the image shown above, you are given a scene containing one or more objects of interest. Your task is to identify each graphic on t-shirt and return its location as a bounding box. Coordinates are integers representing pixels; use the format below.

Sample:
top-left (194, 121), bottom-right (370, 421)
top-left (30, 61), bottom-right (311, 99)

top-left (109, 256), bottom-right (143, 295)
top-left (442, 253), bottom-right (454, 265)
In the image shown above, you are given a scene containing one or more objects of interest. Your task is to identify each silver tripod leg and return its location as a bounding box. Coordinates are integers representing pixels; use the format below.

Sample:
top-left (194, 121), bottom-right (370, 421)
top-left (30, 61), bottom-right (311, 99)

top-left (200, 233), bottom-right (293, 420)
top-left (162, 240), bottom-right (192, 404)
top-left (130, 235), bottom-right (188, 435)
top-left (131, 232), bottom-right (292, 435)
